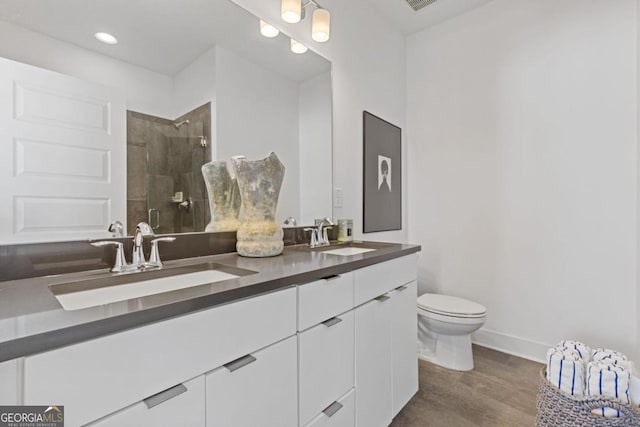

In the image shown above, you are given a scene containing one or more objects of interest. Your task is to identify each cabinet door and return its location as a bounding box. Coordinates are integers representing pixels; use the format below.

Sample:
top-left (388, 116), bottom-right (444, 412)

top-left (87, 376), bottom-right (205, 427)
top-left (0, 359), bottom-right (19, 405)
top-left (354, 296), bottom-right (392, 427)
top-left (206, 335), bottom-right (297, 427)
top-left (299, 311), bottom-right (354, 425)
top-left (390, 281), bottom-right (418, 417)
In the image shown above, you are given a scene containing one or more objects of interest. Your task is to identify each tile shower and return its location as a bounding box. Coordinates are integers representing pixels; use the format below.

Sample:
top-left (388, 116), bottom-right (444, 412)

top-left (127, 103), bottom-right (212, 234)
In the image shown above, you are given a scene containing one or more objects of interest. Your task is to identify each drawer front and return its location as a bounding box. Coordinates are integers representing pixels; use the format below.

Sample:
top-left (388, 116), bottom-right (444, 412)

top-left (206, 335), bottom-right (298, 427)
top-left (299, 310), bottom-right (354, 426)
top-left (23, 287), bottom-right (296, 427)
top-left (304, 388), bottom-right (355, 427)
top-left (298, 272), bottom-right (354, 331)
top-left (87, 376), bottom-right (205, 427)
top-left (354, 255), bottom-right (417, 306)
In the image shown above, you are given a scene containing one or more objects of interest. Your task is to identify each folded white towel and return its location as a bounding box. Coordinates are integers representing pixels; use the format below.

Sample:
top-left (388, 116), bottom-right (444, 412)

top-left (592, 348), bottom-right (632, 370)
top-left (547, 347), bottom-right (585, 396)
top-left (557, 340), bottom-right (591, 363)
top-left (586, 362), bottom-right (630, 404)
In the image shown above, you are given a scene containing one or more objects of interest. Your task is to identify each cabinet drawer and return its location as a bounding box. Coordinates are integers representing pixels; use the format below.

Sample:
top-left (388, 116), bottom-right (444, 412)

top-left (206, 335), bottom-right (297, 427)
top-left (23, 287), bottom-right (296, 427)
top-left (304, 388), bottom-right (355, 427)
top-left (87, 376), bottom-right (205, 427)
top-left (299, 310), bottom-right (354, 426)
top-left (298, 272), bottom-right (353, 331)
top-left (354, 255), bottom-right (416, 306)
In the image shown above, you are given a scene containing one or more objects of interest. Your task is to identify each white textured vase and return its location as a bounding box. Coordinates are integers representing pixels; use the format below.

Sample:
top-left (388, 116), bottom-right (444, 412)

top-left (201, 160), bottom-right (241, 232)
top-left (232, 152), bottom-right (285, 257)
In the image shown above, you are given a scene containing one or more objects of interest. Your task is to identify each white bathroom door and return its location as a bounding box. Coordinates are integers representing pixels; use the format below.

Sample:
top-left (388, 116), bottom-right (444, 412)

top-left (0, 57), bottom-right (126, 243)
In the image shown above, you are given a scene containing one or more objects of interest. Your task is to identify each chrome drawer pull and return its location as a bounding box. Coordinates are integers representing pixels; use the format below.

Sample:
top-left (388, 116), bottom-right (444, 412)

top-left (224, 354), bottom-right (257, 372)
top-left (322, 274), bottom-right (342, 281)
top-left (375, 294), bottom-right (391, 302)
top-left (323, 401), bottom-right (344, 417)
top-left (322, 317), bottom-right (343, 327)
top-left (143, 383), bottom-right (187, 409)
top-left (396, 285), bottom-right (408, 291)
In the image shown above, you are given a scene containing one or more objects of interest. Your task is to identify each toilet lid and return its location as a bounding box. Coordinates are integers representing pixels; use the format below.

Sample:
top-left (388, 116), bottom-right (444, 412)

top-left (417, 293), bottom-right (486, 318)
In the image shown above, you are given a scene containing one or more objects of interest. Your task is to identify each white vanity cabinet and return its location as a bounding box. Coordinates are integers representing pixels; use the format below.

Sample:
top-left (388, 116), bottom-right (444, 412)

top-left (297, 273), bottom-right (355, 427)
top-left (87, 376), bottom-right (205, 427)
top-left (205, 335), bottom-right (298, 427)
top-left (22, 287), bottom-right (297, 426)
top-left (353, 255), bottom-right (418, 427)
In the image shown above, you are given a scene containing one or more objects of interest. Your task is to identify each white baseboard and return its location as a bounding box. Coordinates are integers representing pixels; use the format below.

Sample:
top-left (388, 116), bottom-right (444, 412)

top-left (472, 327), bottom-right (550, 364)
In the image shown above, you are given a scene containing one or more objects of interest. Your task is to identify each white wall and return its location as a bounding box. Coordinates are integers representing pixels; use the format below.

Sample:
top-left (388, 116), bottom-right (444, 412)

top-left (299, 72), bottom-right (332, 225)
top-left (173, 48), bottom-right (216, 118)
top-left (407, 0), bottom-right (638, 361)
top-left (215, 46), bottom-right (301, 222)
top-left (0, 21), bottom-right (174, 118)
top-left (232, 0), bottom-right (407, 241)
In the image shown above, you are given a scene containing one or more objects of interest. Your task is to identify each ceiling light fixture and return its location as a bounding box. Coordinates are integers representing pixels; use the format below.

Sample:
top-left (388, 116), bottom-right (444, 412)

top-left (260, 20), bottom-right (280, 38)
top-left (281, 0), bottom-right (302, 23)
top-left (94, 32), bottom-right (118, 45)
top-left (290, 38), bottom-right (308, 54)
top-left (281, 0), bottom-right (331, 43)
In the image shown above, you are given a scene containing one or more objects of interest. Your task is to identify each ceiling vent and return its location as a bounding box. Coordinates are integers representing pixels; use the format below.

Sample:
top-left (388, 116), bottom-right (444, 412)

top-left (405, 0), bottom-right (438, 12)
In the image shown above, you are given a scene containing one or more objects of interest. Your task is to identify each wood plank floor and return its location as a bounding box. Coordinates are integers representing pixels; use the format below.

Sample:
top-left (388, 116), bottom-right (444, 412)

top-left (391, 345), bottom-right (543, 427)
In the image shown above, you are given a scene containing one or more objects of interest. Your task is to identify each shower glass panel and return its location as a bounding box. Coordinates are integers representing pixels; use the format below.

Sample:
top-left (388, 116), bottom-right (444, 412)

top-left (126, 103), bottom-right (211, 234)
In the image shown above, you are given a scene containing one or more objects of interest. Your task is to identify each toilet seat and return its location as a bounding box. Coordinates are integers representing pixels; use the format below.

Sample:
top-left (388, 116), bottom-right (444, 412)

top-left (417, 293), bottom-right (486, 319)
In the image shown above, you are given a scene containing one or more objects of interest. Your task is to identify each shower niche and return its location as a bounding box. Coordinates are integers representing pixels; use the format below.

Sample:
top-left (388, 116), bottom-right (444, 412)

top-left (127, 103), bottom-right (211, 234)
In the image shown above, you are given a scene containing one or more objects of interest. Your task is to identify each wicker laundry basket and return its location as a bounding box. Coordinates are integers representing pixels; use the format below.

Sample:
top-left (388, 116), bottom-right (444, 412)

top-left (536, 368), bottom-right (640, 426)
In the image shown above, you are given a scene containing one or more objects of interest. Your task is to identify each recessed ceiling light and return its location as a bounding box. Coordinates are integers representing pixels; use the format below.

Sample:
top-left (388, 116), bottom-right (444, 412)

top-left (260, 20), bottom-right (280, 38)
top-left (290, 39), bottom-right (308, 54)
top-left (94, 32), bottom-right (118, 45)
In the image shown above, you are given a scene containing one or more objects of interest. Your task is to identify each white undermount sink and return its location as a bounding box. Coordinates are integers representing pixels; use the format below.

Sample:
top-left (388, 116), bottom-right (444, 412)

top-left (50, 263), bottom-right (254, 311)
top-left (321, 247), bottom-right (376, 256)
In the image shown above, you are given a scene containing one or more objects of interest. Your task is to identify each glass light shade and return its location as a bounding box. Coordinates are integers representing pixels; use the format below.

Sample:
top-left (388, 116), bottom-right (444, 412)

top-left (312, 8), bottom-right (330, 42)
top-left (94, 32), bottom-right (118, 45)
top-left (281, 0), bottom-right (301, 23)
top-left (260, 20), bottom-right (280, 38)
top-left (290, 38), bottom-right (308, 54)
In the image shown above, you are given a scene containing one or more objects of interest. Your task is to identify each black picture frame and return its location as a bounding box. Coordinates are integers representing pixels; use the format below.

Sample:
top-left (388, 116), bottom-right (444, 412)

top-left (363, 111), bottom-right (402, 233)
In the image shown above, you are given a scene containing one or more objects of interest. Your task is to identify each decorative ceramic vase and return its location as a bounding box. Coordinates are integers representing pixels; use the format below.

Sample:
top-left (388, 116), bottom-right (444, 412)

top-left (201, 160), bottom-right (241, 232)
top-left (232, 152), bottom-right (285, 257)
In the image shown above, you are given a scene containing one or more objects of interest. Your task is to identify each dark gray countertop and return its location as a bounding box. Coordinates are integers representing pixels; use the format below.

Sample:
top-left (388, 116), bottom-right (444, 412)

top-left (0, 241), bottom-right (420, 362)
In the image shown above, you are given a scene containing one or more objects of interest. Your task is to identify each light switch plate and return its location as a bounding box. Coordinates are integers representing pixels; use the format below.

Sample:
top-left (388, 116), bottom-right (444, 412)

top-left (333, 188), bottom-right (343, 208)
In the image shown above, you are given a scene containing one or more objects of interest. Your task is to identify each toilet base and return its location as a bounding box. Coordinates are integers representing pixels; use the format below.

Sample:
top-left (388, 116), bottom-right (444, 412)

top-left (417, 333), bottom-right (475, 371)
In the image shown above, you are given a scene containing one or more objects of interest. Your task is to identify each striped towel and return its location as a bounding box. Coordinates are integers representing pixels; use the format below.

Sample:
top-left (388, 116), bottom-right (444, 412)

top-left (546, 347), bottom-right (585, 396)
top-left (586, 361), bottom-right (631, 418)
top-left (557, 340), bottom-right (591, 363)
top-left (592, 348), bottom-right (632, 370)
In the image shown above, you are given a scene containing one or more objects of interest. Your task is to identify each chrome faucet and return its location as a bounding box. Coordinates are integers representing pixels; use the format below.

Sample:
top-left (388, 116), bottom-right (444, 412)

top-left (91, 222), bottom-right (175, 273)
top-left (132, 222), bottom-right (154, 268)
top-left (304, 218), bottom-right (333, 248)
top-left (316, 218), bottom-right (333, 246)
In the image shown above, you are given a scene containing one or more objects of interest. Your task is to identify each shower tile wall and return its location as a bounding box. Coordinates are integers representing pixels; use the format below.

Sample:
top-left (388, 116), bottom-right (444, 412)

top-left (126, 103), bottom-right (211, 234)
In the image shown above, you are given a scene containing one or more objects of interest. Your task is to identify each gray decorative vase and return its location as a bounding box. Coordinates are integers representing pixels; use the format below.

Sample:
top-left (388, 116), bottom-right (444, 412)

top-left (232, 152), bottom-right (285, 257)
top-left (201, 161), bottom-right (241, 232)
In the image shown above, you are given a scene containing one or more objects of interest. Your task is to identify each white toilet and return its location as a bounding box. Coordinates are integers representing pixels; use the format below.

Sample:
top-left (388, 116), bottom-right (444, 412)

top-left (417, 293), bottom-right (487, 371)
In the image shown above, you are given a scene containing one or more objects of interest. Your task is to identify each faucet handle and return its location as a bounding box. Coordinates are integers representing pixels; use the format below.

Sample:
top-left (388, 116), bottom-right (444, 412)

top-left (91, 241), bottom-right (127, 273)
top-left (148, 237), bottom-right (176, 268)
top-left (303, 228), bottom-right (319, 248)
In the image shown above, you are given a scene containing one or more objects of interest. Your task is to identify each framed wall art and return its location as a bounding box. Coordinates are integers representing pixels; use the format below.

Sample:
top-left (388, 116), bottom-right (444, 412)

top-left (363, 111), bottom-right (402, 233)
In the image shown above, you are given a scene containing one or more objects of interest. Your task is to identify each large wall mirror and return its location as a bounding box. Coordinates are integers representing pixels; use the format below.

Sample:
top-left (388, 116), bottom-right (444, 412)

top-left (0, 0), bottom-right (332, 244)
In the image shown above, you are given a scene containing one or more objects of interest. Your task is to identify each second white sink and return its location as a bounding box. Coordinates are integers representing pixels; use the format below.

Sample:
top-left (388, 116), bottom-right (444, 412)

top-left (322, 247), bottom-right (376, 256)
